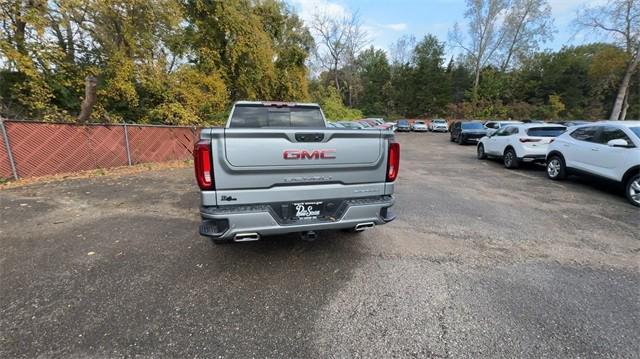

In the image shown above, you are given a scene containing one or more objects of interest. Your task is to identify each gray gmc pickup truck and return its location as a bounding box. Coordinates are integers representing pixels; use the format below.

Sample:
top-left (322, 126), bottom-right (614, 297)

top-left (194, 101), bottom-right (399, 243)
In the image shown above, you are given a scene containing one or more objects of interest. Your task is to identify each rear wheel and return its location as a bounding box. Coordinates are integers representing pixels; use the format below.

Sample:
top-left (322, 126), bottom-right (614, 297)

top-left (625, 173), bottom-right (640, 207)
top-left (546, 155), bottom-right (566, 180)
top-left (477, 144), bottom-right (487, 159)
top-left (503, 148), bottom-right (519, 169)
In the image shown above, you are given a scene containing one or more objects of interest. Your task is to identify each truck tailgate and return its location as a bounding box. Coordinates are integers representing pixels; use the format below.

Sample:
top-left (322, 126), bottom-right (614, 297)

top-left (211, 128), bottom-right (390, 191)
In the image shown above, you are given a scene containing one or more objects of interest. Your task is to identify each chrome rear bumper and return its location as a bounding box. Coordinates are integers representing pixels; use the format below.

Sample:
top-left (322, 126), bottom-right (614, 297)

top-left (199, 195), bottom-right (395, 240)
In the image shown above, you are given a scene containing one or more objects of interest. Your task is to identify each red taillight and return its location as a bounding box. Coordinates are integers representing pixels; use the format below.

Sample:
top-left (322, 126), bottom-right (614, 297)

top-left (386, 142), bottom-right (400, 182)
top-left (519, 138), bottom-right (541, 143)
top-left (194, 140), bottom-right (214, 190)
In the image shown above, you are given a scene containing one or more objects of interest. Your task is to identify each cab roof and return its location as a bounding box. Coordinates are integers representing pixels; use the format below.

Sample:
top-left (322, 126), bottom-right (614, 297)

top-left (234, 101), bottom-right (320, 107)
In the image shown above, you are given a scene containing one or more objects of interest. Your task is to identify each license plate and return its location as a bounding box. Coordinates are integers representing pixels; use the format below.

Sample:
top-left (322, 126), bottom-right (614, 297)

top-left (291, 201), bottom-right (323, 219)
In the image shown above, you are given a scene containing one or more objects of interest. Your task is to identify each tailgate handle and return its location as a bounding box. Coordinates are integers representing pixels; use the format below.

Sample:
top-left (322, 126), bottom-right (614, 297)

top-left (295, 133), bottom-right (324, 142)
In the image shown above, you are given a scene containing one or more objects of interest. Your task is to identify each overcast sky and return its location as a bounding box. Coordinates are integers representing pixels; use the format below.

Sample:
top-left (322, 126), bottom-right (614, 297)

top-left (287, 0), bottom-right (603, 58)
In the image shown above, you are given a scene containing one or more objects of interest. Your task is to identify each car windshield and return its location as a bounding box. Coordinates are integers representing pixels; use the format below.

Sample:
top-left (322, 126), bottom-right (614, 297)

top-left (434, 120), bottom-right (446, 123)
top-left (629, 127), bottom-right (640, 139)
top-left (415, 121), bottom-right (425, 124)
top-left (230, 105), bottom-right (325, 128)
top-left (462, 122), bottom-right (484, 129)
top-left (526, 127), bottom-right (566, 137)
top-left (398, 120), bottom-right (408, 125)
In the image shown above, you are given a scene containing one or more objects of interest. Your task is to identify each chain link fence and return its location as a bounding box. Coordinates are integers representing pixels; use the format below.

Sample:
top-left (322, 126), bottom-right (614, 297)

top-left (0, 119), bottom-right (201, 180)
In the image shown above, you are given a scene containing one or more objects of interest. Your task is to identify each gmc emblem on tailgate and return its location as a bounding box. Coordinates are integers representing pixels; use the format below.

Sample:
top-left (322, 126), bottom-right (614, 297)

top-left (283, 149), bottom-right (336, 160)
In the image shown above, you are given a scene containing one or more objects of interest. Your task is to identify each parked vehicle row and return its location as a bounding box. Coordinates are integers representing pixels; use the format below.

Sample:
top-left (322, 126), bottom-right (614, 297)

top-left (394, 118), bottom-right (449, 133)
top-left (466, 120), bottom-right (640, 207)
top-left (390, 118), bottom-right (594, 136)
top-left (328, 118), bottom-right (396, 131)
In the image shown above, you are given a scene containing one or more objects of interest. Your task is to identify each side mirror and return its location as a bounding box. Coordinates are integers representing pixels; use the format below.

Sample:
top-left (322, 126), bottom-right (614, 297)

top-left (608, 138), bottom-right (631, 148)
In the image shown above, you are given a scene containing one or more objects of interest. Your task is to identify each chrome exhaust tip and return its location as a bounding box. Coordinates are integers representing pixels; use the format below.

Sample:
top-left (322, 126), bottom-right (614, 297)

top-left (354, 222), bottom-right (375, 231)
top-left (233, 233), bottom-right (261, 242)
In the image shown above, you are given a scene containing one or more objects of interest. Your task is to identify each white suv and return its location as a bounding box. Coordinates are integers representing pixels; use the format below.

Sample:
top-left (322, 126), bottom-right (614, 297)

top-left (546, 121), bottom-right (640, 207)
top-left (429, 119), bottom-right (449, 132)
top-left (477, 124), bottom-right (566, 169)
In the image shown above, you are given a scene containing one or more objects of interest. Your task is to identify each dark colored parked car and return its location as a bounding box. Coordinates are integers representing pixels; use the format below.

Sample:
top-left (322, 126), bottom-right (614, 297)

top-left (450, 121), bottom-right (487, 145)
top-left (397, 119), bottom-right (411, 132)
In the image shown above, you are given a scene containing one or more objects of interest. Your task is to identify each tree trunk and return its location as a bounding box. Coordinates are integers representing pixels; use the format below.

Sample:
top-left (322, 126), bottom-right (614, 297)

top-left (501, 26), bottom-right (521, 71)
top-left (501, 8), bottom-right (529, 72)
top-left (64, 17), bottom-right (75, 63)
top-left (78, 76), bottom-right (98, 123)
top-left (15, 17), bottom-right (27, 55)
top-left (333, 61), bottom-right (341, 92)
top-left (610, 51), bottom-right (640, 121)
top-left (473, 63), bottom-right (481, 98)
top-left (620, 93), bottom-right (629, 121)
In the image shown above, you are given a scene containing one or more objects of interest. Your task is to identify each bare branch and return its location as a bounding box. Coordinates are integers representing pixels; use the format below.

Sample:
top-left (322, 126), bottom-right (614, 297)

top-left (310, 8), bottom-right (368, 92)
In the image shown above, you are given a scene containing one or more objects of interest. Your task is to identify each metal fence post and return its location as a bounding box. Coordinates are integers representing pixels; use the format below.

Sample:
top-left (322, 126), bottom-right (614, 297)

top-left (0, 118), bottom-right (19, 179)
top-left (123, 123), bottom-right (132, 166)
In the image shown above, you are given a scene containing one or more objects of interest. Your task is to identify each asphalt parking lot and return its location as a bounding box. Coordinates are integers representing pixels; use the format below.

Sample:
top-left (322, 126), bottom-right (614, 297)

top-left (1, 132), bottom-right (638, 358)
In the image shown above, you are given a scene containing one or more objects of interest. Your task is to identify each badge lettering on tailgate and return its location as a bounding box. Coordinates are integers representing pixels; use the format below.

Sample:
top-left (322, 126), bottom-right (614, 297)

top-left (283, 149), bottom-right (336, 160)
top-left (284, 176), bottom-right (333, 183)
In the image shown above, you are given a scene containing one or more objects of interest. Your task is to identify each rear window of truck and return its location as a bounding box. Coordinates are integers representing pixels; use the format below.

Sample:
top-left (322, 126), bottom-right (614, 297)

top-left (229, 104), bottom-right (325, 128)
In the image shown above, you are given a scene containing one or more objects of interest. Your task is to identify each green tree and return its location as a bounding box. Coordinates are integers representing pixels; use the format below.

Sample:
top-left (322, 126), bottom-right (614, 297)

top-left (411, 35), bottom-right (450, 117)
top-left (544, 94), bottom-right (565, 119)
top-left (183, 0), bottom-right (277, 100)
top-left (357, 47), bottom-right (391, 116)
top-left (253, 0), bottom-right (314, 101)
top-left (310, 83), bottom-right (363, 120)
top-left (389, 62), bottom-right (415, 117)
top-left (0, 0), bottom-right (316, 124)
